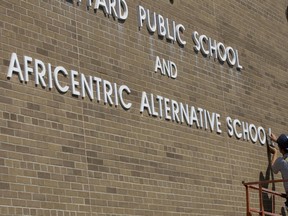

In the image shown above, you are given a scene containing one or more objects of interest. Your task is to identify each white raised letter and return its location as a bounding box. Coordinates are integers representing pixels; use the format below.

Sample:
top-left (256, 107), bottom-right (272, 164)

top-left (176, 24), bottom-right (186, 46)
top-left (107, 0), bottom-right (117, 18)
top-left (95, 0), bottom-right (108, 14)
top-left (34, 59), bottom-right (46, 87)
top-left (164, 98), bottom-right (171, 120)
top-left (71, 70), bottom-right (80, 96)
top-left (117, 0), bottom-right (128, 20)
top-left (137, 5), bottom-right (146, 28)
top-left (54, 66), bottom-right (69, 93)
top-left (233, 119), bottom-right (242, 139)
top-left (93, 76), bottom-right (102, 102)
top-left (103, 80), bottom-right (113, 105)
top-left (192, 31), bottom-right (201, 52)
top-left (215, 113), bottom-right (222, 134)
top-left (7, 53), bottom-right (24, 81)
top-left (119, 85), bottom-right (131, 110)
top-left (226, 116), bottom-right (234, 137)
top-left (140, 91), bottom-right (151, 115)
top-left (24, 56), bottom-right (33, 82)
top-left (199, 35), bottom-right (209, 56)
top-left (170, 61), bottom-right (177, 79)
top-left (157, 14), bottom-right (166, 37)
top-left (154, 56), bottom-right (163, 74)
top-left (81, 74), bottom-right (94, 100)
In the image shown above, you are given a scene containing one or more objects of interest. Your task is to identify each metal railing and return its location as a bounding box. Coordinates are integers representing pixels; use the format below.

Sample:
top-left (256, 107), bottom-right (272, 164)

top-left (243, 179), bottom-right (288, 216)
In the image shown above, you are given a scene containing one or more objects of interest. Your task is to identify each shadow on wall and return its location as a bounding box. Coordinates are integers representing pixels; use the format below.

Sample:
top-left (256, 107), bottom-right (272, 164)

top-left (286, 6), bottom-right (288, 21)
top-left (259, 143), bottom-right (275, 213)
top-left (282, 207), bottom-right (287, 216)
top-left (259, 170), bottom-right (273, 213)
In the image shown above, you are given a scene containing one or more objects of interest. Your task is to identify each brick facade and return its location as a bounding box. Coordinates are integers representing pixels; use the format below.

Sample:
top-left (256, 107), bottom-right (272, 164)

top-left (1, 0), bottom-right (288, 215)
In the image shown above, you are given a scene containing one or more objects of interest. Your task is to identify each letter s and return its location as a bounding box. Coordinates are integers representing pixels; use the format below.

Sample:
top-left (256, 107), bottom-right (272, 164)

top-left (226, 116), bottom-right (233, 137)
top-left (192, 31), bottom-right (200, 52)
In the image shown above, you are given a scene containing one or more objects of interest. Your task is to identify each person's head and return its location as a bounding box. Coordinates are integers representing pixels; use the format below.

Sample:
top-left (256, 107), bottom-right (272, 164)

top-left (277, 134), bottom-right (288, 154)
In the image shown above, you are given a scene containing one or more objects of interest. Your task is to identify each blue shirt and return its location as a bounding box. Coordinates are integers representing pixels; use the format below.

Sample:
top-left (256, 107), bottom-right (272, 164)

top-left (272, 153), bottom-right (288, 193)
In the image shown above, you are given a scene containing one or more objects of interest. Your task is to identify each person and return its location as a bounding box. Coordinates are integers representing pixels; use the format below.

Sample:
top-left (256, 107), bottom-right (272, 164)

top-left (269, 133), bottom-right (288, 209)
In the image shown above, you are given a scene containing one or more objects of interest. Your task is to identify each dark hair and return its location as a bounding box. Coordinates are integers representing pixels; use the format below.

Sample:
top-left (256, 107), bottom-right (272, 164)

top-left (279, 145), bottom-right (288, 153)
top-left (280, 147), bottom-right (288, 154)
top-left (277, 134), bottom-right (288, 153)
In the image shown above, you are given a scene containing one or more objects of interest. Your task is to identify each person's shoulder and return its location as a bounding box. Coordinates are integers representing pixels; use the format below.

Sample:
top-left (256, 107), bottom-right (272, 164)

top-left (275, 157), bottom-right (285, 165)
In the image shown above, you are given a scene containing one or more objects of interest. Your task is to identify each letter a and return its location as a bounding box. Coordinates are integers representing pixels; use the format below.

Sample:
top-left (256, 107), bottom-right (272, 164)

top-left (154, 56), bottom-right (163, 75)
top-left (7, 53), bottom-right (24, 82)
top-left (140, 91), bottom-right (152, 115)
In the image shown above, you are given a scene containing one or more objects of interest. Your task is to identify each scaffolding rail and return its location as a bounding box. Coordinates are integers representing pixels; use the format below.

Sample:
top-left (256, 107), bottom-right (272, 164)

top-left (243, 179), bottom-right (288, 216)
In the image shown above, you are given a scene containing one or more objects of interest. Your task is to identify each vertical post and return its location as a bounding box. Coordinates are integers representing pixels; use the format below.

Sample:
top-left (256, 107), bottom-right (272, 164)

top-left (272, 194), bottom-right (275, 213)
top-left (245, 185), bottom-right (250, 216)
top-left (259, 184), bottom-right (264, 216)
